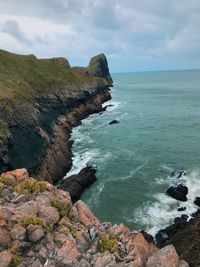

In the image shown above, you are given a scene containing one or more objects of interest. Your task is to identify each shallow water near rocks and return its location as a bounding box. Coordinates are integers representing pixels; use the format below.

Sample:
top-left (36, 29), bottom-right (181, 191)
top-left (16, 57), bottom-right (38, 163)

top-left (66, 69), bottom-right (200, 236)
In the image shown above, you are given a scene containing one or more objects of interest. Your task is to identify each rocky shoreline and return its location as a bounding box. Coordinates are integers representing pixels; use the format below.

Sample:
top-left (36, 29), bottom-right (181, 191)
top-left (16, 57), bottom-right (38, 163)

top-left (0, 168), bottom-right (188, 267)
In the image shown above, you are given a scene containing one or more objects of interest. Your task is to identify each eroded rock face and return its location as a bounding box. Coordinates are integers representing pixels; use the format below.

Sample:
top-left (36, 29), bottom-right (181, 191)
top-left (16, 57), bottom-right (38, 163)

top-left (87, 54), bottom-right (113, 86)
top-left (0, 169), bottom-right (187, 267)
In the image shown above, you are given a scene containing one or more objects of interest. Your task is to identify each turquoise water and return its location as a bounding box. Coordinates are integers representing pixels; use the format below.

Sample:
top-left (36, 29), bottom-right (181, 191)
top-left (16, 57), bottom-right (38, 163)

top-left (65, 69), bottom-right (200, 235)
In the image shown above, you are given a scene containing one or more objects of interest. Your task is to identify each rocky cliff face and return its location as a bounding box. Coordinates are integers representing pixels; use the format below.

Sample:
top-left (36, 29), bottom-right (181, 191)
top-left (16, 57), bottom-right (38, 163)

top-left (0, 169), bottom-right (188, 267)
top-left (0, 50), bottom-right (112, 183)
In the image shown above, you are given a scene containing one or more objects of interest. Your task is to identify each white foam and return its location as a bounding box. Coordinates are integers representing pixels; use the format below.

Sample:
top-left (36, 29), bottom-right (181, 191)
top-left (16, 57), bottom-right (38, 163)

top-left (132, 169), bottom-right (200, 236)
top-left (64, 149), bottom-right (100, 178)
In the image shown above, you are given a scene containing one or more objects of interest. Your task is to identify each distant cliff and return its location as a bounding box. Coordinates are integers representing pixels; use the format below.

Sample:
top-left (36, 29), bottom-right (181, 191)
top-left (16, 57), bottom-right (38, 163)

top-left (0, 50), bottom-right (112, 183)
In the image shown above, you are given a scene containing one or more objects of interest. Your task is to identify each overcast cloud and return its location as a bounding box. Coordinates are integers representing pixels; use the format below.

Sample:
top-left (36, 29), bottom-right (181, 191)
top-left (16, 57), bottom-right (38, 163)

top-left (0, 0), bottom-right (200, 72)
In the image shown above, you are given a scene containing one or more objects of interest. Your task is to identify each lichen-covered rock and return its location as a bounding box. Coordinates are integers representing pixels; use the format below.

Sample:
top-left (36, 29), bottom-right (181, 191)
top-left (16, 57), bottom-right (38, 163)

top-left (146, 245), bottom-right (179, 267)
top-left (10, 224), bottom-right (26, 241)
top-left (0, 251), bottom-right (12, 267)
top-left (0, 169), bottom-right (188, 267)
top-left (38, 206), bottom-right (60, 226)
top-left (27, 225), bottom-right (44, 242)
top-left (0, 228), bottom-right (11, 247)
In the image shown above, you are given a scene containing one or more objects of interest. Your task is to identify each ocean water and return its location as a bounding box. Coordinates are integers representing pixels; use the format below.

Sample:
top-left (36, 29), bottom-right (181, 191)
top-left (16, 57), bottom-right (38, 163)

top-left (65, 69), bottom-right (200, 236)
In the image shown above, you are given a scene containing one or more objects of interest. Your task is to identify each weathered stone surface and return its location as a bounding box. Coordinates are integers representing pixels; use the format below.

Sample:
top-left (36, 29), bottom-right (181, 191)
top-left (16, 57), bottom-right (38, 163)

top-left (0, 228), bottom-right (11, 247)
top-left (38, 206), bottom-right (59, 226)
top-left (178, 260), bottom-right (189, 267)
top-left (0, 251), bottom-right (12, 267)
top-left (4, 168), bottom-right (29, 181)
top-left (10, 224), bottom-right (26, 241)
top-left (56, 238), bottom-right (79, 264)
top-left (146, 245), bottom-right (179, 267)
top-left (27, 225), bottom-right (44, 242)
top-left (92, 251), bottom-right (116, 267)
top-left (74, 200), bottom-right (100, 227)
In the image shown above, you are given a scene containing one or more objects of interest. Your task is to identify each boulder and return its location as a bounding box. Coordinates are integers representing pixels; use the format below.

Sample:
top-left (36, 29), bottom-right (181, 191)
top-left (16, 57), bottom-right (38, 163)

top-left (166, 184), bottom-right (188, 201)
top-left (109, 120), bottom-right (119, 125)
top-left (38, 206), bottom-right (60, 226)
top-left (177, 207), bottom-right (186, 212)
top-left (10, 225), bottom-right (26, 241)
top-left (146, 245), bottom-right (179, 267)
top-left (59, 166), bottom-right (97, 202)
top-left (27, 225), bottom-right (44, 242)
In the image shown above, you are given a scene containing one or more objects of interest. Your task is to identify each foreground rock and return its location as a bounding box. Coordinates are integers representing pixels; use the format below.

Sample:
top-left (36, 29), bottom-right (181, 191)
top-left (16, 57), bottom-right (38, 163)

top-left (59, 166), bottom-right (97, 202)
top-left (0, 168), bottom-right (187, 267)
top-left (166, 184), bottom-right (188, 201)
top-left (162, 211), bottom-right (200, 267)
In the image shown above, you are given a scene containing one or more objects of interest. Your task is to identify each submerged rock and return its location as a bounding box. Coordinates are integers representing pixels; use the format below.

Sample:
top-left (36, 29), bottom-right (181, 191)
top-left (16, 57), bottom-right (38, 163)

top-left (170, 170), bottom-right (186, 179)
top-left (166, 184), bottom-right (188, 202)
top-left (109, 120), bottom-right (119, 125)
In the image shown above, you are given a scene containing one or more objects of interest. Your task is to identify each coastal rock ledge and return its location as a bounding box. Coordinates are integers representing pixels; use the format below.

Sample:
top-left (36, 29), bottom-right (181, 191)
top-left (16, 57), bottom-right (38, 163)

top-left (0, 168), bottom-right (188, 267)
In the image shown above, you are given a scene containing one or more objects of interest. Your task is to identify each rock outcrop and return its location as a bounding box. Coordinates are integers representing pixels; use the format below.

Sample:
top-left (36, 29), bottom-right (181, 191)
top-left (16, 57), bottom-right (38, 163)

top-left (0, 168), bottom-right (187, 267)
top-left (59, 166), bottom-right (97, 202)
top-left (0, 50), bottom-right (112, 184)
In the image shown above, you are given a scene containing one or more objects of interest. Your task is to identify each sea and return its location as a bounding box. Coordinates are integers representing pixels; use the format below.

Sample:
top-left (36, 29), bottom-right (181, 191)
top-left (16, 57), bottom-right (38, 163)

top-left (64, 69), bottom-right (200, 236)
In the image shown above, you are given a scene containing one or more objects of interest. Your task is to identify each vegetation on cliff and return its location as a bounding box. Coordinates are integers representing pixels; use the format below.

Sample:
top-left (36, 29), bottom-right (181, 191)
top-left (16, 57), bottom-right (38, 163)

top-left (0, 49), bottom-right (112, 177)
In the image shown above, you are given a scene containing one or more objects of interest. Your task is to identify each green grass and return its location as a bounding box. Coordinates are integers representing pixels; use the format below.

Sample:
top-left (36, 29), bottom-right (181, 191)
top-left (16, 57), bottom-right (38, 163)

top-left (0, 49), bottom-right (102, 99)
top-left (98, 235), bottom-right (118, 253)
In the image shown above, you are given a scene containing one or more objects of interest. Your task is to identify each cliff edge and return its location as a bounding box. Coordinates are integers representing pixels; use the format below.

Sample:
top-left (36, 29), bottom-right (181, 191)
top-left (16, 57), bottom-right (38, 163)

top-left (0, 50), bottom-right (112, 183)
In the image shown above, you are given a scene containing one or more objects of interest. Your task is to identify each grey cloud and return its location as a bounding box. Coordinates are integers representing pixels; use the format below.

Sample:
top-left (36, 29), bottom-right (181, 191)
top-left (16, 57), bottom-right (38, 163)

top-left (0, 0), bottom-right (200, 71)
top-left (2, 20), bottom-right (33, 44)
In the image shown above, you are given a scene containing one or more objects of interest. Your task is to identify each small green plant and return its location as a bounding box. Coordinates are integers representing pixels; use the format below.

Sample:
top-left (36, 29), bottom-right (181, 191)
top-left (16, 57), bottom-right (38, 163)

top-left (45, 225), bottom-right (54, 233)
top-left (50, 199), bottom-right (64, 210)
top-left (21, 215), bottom-right (44, 227)
top-left (98, 235), bottom-right (118, 253)
top-left (58, 228), bottom-right (68, 235)
top-left (0, 175), bottom-right (17, 187)
top-left (14, 179), bottom-right (47, 195)
top-left (10, 254), bottom-right (22, 266)
top-left (50, 199), bottom-right (70, 218)
top-left (59, 210), bottom-right (69, 218)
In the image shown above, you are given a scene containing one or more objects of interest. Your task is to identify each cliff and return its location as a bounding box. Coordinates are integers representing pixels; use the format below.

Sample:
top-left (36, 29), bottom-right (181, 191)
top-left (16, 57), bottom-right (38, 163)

top-left (0, 168), bottom-right (187, 267)
top-left (0, 50), bottom-right (111, 183)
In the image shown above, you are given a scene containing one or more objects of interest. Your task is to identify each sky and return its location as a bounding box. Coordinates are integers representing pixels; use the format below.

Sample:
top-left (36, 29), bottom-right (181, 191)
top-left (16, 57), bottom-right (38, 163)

top-left (0, 0), bottom-right (200, 72)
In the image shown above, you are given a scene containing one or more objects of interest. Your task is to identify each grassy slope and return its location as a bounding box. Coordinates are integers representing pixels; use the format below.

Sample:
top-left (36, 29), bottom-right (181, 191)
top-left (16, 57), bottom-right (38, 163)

top-left (0, 49), bottom-right (103, 99)
top-left (0, 49), bottom-right (105, 140)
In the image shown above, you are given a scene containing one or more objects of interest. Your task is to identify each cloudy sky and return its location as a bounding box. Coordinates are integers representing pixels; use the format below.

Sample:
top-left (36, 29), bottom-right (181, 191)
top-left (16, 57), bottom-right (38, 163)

top-left (0, 0), bottom-right (200, 72)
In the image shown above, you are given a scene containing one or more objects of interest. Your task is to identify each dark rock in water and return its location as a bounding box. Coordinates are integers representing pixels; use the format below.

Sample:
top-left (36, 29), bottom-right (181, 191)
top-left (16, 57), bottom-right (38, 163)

top-left (177, 207), bottom-right (186, 212)
top-left (170, 170), bottom-right (186, 179)
top-left (194, 197), bottom-right (200, 207)
top-left (109, 120), bottom-right (119, 125)
top-left (59, 166), bottom-right (97, 202)
top-left (156, 214), bottom-right (189, 246)
top-left (140, 230), bottom-right (154, 244)
top-left (166, 184), bottom-right (188, 202)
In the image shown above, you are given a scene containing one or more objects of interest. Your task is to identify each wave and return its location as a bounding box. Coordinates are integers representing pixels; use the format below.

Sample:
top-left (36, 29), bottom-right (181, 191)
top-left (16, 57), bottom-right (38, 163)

top-left (133, 168), bottom-right (200, 236)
